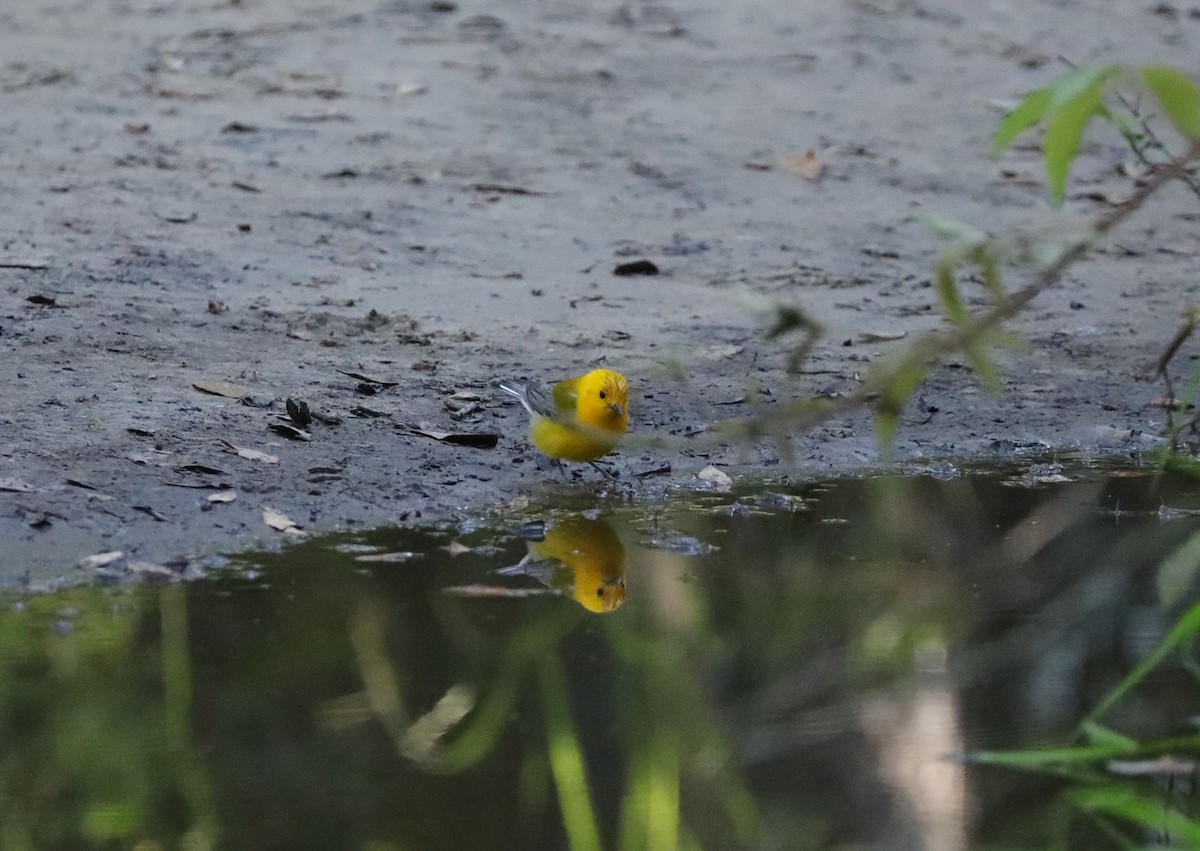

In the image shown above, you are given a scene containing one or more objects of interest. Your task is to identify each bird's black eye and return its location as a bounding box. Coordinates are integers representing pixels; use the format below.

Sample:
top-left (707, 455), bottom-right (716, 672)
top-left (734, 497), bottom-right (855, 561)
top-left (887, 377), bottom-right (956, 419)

top-left (599, 390), bottom-right (607, 400)
top-left (597, 588), bottom-right (605, 597)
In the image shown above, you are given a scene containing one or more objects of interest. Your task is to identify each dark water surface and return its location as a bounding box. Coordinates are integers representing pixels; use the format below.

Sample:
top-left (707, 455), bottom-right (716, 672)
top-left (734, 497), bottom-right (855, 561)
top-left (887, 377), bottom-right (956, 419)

top-left (4, 463), bottom-right (1200, 850)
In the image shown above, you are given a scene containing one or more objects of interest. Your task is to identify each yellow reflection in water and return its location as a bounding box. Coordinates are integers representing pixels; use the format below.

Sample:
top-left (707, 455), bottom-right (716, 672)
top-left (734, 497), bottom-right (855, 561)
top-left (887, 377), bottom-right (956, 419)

top-left (503, 516), bottom-right (627, 613)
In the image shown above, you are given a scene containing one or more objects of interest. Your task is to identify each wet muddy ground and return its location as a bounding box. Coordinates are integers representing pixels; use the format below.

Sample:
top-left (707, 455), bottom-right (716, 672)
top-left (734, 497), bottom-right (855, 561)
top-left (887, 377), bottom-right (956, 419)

top-left (2, 0), bottom-right (1200, 581)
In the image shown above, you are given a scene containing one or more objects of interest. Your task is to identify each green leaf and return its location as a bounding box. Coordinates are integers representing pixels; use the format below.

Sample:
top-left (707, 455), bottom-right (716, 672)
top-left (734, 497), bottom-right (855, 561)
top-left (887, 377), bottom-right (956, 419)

top-left (872, 360), bottom-right (928, 447)
top-left (83, 803), bottom-right (142, 841)
top-left (934, 255), bottom-right (967, 325)
top-left (1156, 528), bottom-right (1200, 609)
top-left (993, 87), bottom-right (1054, 155)
top-left (915, 208), bottom-right (989, 246)
top-left (540, 656), bottom-right (602, 851)
top-left (1073, 785), bottom-right (1200, 847)
top-left (965, 343), bottom-right (1001, 393)
top-left (965, 743), bottom-right (1135, 768)
top-left (1141, 65), bottom-right (1200, 140)
top-left (1079, 721), bottom-right (1138, 751)
top-left (993, 65), bottom-right (1122, 201)
top-left (1043, 77), bottom-right (1110, 204)
top-left (975, 252), bottom-right (1006, 302)
top-left (1087, 600), bottom-right (1200, 723)
top-left (994, 65), bottom-right (1121, 156)
top-left (1046, 65), bottom-right (1122, 109)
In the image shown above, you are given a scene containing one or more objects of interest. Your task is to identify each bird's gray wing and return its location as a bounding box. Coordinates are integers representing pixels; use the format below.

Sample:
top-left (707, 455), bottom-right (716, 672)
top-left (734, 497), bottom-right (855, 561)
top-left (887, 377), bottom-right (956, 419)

top-left (524, 382), bottom-right (568, 421)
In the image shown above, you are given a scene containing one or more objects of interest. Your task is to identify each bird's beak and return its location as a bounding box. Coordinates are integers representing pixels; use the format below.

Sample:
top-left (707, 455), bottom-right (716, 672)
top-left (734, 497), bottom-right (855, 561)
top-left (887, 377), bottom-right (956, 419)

top-left (609, 402), bottom-right (624, 418)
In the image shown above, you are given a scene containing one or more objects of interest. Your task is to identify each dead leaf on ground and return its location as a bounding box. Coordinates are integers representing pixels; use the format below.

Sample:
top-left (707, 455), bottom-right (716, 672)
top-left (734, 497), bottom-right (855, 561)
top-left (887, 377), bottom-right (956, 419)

top-left (1077, 188), bottom-right (1132, 206)
top-left (779, 149), bottom-right (824, 182)
top-left (263, 506), bottom-right (304, 535)
top-left (268, 422), bottom-right (311, 441)
top-left (0, 477), bottom-right (36, 493)
top-left (697, 465), bottom-right (733, 489)
top-left (309, 409), bottom-right (342, 426)
top-left (26, 294), bottom-right (58, 306)
top-left (193, 379), bottom-right (249, 399)
top-left (157, 210), bottom-right (197, 224)
top-left (336, 369), bottom-right (399, 387)
top-left (612, 259), bottom-right (659, 277)
top-left (445, 398), bottom-right (483, 420)
top-left (132, 505), bottom-right (168, 522)
top-left (286, 398), bottom-right (313, 427)
top-left (208, 490), bottom-right (238, 503)
top-left (79, 550), bottom-right (125, 570)
top-left (446, 541), bottom-right (473, 556)
top-left (175, 463), bottom-right (228, 475)
top-left (469, 183), bottom-right (543, 195)
top-left (220, 440), bottom-right (279, 463)
top-left (402, 423), bottom-right (500, 448)
top-left (286, 111), bottom-right (352, 123)
top-left (127, 561), bottom-right (178, 579)
top-left (129, 450), bottom-right (175, 466)
top-left (699, 343), bottom-right (744, 360)
top-left (857, 330), bottom-right (907, 343)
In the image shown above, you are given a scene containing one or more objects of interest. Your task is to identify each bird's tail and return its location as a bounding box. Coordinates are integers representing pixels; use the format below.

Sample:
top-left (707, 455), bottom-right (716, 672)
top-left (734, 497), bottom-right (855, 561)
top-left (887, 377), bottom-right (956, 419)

top-left (497, 379), bottom-right (533, 413)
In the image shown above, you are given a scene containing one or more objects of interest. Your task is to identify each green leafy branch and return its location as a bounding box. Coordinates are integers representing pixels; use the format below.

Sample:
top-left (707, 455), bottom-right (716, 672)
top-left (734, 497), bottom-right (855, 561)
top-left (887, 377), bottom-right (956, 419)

top-left (992, 64), bottom-right (1200, 204)
top-left (727, 63), bottom-right (1200, 452)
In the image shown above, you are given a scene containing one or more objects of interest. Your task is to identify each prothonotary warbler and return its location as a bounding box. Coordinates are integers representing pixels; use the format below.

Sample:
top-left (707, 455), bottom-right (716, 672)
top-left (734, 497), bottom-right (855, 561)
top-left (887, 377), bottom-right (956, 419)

top-left (498, 369), bottom-right (629, 465)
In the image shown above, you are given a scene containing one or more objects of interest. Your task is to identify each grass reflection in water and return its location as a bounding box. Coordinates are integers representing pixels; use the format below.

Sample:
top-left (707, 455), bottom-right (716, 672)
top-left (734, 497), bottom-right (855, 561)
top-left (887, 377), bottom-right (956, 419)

top-left (3, 464), bottom-right (1200, 849)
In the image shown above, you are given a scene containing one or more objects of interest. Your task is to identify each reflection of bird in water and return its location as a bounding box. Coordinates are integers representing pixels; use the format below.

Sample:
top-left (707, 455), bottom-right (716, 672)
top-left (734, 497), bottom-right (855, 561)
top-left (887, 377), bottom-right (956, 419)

top-left (498, 516), bottom-right (627, 613)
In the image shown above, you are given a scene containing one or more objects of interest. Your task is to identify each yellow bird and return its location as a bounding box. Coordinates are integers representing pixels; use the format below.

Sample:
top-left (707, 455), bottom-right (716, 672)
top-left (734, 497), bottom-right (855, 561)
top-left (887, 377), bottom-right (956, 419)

top-left (498, 369), bottom-right (629, 466)
top-left (499, 516), bottom-right (627, 613)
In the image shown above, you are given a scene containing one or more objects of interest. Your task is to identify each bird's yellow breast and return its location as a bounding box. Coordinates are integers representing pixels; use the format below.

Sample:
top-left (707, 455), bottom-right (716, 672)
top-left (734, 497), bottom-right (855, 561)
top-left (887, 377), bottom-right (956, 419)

top-left (529, 415), bottom-right (620, 462)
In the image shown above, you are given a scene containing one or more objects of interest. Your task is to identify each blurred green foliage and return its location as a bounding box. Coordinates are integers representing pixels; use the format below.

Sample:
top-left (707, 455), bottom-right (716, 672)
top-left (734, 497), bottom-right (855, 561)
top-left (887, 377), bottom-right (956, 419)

top-left (750, 65), bottom-right (1200, 456)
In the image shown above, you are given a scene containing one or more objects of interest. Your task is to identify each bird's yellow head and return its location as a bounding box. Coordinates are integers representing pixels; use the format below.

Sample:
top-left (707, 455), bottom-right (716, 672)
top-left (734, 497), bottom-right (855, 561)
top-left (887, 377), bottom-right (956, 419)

top-left (529, 516), bottom-right (627, 613)
top-left (575, 369), bottom-right (629, 434)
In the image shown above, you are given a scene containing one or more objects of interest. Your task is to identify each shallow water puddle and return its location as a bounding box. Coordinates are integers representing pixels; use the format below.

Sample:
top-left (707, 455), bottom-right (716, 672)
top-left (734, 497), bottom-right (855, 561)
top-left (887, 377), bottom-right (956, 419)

top-left (4, 464), bottom-right (1200, 849)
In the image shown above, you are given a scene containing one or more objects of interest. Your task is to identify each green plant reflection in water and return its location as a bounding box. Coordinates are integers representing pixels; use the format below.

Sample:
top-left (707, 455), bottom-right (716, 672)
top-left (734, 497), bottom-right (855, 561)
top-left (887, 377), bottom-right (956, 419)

top-left (969, 591), bottom-right (1200, 846)
top-left (352, 510), bottom-right (755, 851)
top-left (0, 585), bottom-right (217, 850)
top-left (5, 468), bottom-right (1200, 848)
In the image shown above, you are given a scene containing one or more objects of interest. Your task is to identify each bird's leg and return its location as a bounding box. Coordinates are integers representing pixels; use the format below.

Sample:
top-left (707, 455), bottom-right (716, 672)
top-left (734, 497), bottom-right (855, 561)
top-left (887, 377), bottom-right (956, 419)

top-left (588, 460), bottom-right (620, 480)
